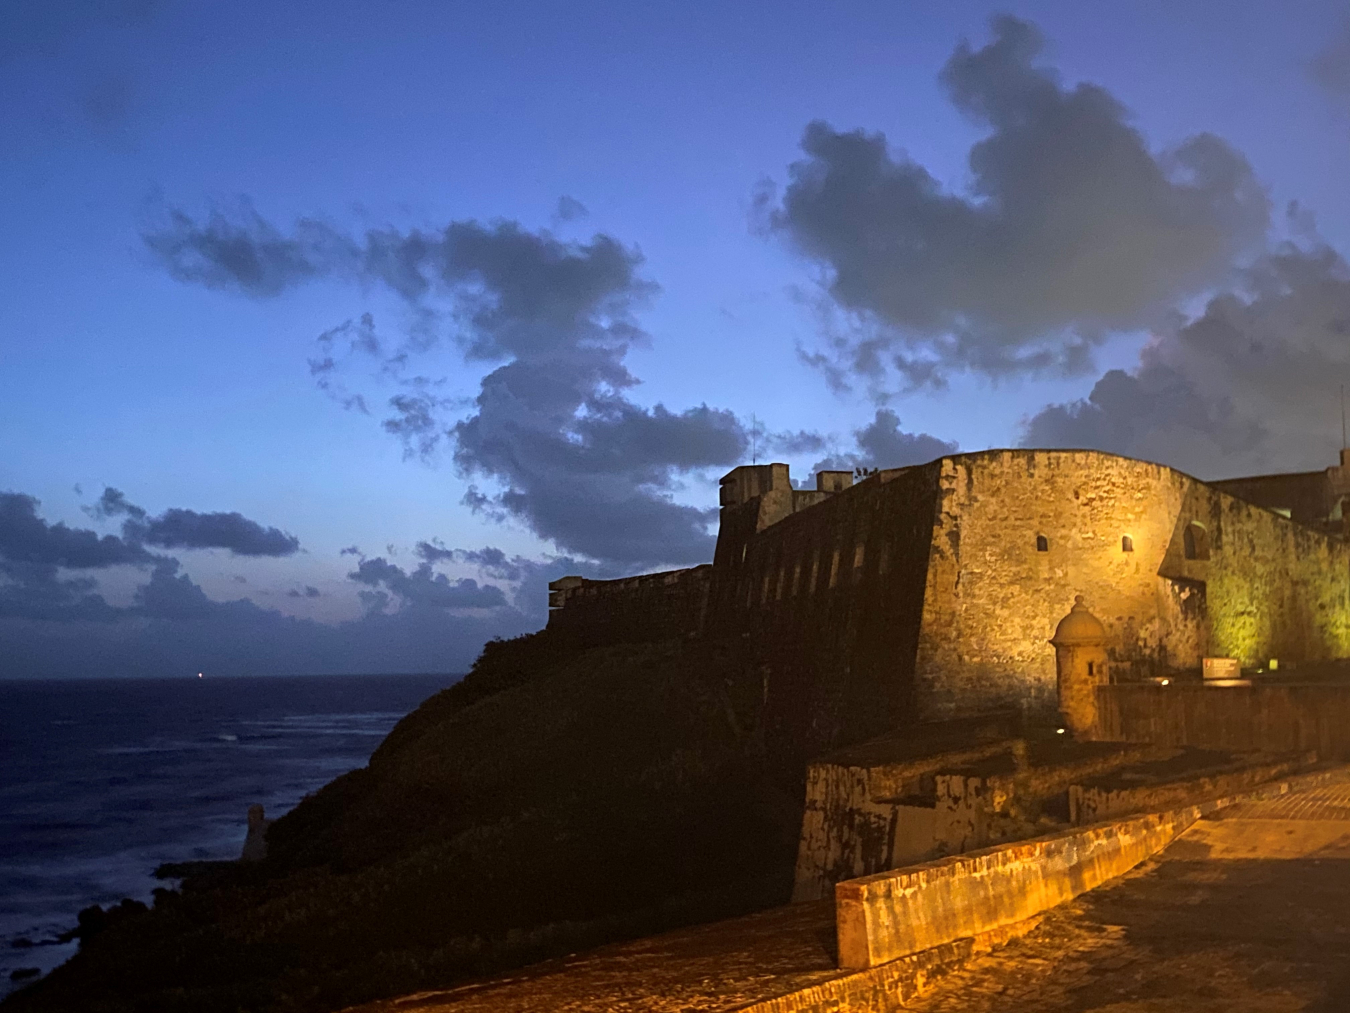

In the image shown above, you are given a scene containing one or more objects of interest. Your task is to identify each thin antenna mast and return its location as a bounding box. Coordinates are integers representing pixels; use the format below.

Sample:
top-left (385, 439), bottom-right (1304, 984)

top-left (751, 413), bottom-right (758, 465)
top-left (1341, 385), bottom-right (1346, 450)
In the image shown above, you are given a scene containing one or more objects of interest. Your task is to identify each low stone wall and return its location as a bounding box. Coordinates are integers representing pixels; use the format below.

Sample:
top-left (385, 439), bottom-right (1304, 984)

top-left (1094, 684), bottom-right (1350, 759)
top-left (832, 765), bottom-right (1347, 973)
top-left (791, 739), bottom-right (1016, 901)
top-left (792, 736), bottom-right (1159, 903)
top-left (834, 808), bottom-right (1193, 970)
top-left (1068, 754), bottom-right (1312, 824)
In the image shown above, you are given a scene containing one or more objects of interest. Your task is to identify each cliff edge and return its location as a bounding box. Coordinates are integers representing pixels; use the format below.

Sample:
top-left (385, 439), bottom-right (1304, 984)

top-left (2, 632), bottom-right (803, 1013)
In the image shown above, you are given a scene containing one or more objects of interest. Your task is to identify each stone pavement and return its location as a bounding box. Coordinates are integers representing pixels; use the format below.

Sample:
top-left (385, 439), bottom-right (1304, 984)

top-left (903, 780), bottom-right (1350, 1012)
top-left (345, 901), bottom-right (846, 1013)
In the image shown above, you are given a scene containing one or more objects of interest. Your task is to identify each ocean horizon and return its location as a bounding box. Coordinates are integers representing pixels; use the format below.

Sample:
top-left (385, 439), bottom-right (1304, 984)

top-left (0, 672), bottom-right (458, 993)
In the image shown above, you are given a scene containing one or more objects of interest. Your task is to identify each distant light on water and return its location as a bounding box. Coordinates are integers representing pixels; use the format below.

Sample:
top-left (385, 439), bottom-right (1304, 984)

top-left (198, 672), bottom-right (203, 679)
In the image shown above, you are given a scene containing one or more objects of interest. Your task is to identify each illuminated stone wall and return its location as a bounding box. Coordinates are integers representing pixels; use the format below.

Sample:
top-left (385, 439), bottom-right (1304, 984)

top-left (914, 450), bottom-right (1350, 720)
top-left (545, 449), bottom-right (1350, 756)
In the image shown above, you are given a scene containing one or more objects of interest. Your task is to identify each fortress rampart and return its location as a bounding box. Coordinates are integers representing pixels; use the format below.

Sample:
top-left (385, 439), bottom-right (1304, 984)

top-left (547, 449), bottom-right (1350, 762)
top-left (545, 564), bottom-right (712, 649)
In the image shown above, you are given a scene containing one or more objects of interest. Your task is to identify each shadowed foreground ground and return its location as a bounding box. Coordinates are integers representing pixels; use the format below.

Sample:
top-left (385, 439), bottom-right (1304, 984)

top-left (0, 635), bottom-right (806, 1013)
top-left (344, 779), bottom-right (1350, 1012)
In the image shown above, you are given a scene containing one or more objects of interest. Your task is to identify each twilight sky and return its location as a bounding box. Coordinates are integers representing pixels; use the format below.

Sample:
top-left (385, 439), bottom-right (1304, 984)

top-left (4, 0), bottom-right (1350, 678)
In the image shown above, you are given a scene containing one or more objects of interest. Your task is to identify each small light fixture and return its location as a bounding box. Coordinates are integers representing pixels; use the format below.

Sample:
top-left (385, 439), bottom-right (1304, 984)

top-left (1269, 658), bottom-right (1279, 671)
top-left (1055, 727), bottom-right (1066, 735)
top-left (1160, 678), bottom-right (1170, 686)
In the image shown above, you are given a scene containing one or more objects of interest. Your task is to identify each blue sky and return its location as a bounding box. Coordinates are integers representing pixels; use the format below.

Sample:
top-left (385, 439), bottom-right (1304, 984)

top-left (4, 0), bottom-right (1350, 677)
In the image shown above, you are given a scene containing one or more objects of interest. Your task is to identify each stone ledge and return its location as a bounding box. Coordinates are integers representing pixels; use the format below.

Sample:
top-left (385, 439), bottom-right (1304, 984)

top-left (833, 762), bottom-right (1350, 971)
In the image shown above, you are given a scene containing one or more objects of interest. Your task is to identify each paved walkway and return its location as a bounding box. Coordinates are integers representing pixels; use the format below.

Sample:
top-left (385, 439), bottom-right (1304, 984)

top-left (904, 780), bottom-right (1350, 1012)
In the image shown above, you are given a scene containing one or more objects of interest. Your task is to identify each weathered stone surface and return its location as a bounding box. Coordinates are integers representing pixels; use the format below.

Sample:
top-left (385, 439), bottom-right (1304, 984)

top-left (833, 807), bottom-right (1195, 970)
top-left (1068, 753), bottom-right (1313, 824)
top-left (792, 732), bottom-right (1172, 903)
top-left (915, 451), bottom-right (1350, 722)
top-left (791, 733), bottom-right (1019, 902)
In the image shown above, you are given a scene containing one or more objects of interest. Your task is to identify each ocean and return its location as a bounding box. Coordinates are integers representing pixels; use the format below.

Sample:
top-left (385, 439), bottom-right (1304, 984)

top-left (0, 673), bottom-right (455, 993)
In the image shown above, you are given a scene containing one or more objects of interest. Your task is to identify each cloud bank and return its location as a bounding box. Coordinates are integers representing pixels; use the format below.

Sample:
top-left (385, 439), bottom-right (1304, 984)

top-left (1022, 239), bottom-right (1350, 478)
top-left (0, 490), bottom-right (545, 679)
top-left (810, 409), bottom-right (958, 475)
top-left (144, 209), bottom-right (765, 567)
top-left (93, 487), bottom-right (301, 556)
top-left (763, 15), bottom-right (1269, 388)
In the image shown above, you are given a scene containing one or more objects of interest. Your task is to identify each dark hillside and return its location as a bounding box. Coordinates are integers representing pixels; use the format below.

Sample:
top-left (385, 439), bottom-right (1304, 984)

top-left (3, 634), bottom-right (804, 1013)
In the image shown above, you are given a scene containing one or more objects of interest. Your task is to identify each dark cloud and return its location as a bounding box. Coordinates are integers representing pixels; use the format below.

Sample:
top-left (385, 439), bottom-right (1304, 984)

top-left (145, 212), bottom-right (749, 567)
top-left (383, 392), bottom-right (449, 460)
top-left (554, 196), bottom-right (589, 223)
top-left (1311, 22), bottom-right (1350, 105)
top-left (94, 487), bottom-right (301, 557)
top-left (288, 585), bottom-right (321, 599)
top-left (348, 558), bottom-right (508, 611)
top-left (142, 200), bottom-right (357, 298)
top-left (761, 427), bottom-right (830, 457)
top-left (0, 492), bottom-right (152, 623)
top-left (133, 507), bottom-right (301, 557)
top-left (310, 314), bottom-right (379, 414)
top-left (89, 487), bottom-right (147, 522)
top-left (134, 559), bottom-right (218, 620)
top-left (0, 496), bottom-right (541, 679)
top-left (0, 558), bottom-right (124, 624)
top-left (1022, 240), bottom-right (1350, 477)
top-left (413, 539), bottom-right (457, 565)
top-left (1, 492), bottom-right (155, 570)
top-left (763, 15), bottom-right (1269, 387)
top-left (811, 410), bottom-right (958, 474)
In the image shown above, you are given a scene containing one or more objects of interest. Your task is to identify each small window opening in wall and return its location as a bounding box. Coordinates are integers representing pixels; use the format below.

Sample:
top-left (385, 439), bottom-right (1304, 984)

top-left (1036, 535), bottom-right (1049, 552)
top-left (1183, 522), bottom-right (1210, 561)
top-left (809, 551), bottom-right (819, 593)
top-left (1087, 661), bottom-right (1095, 677)
top-left (852, 542), bottom-right (866, 577)
top-left (1122, 535), bottom-right (1134, 553)
top-left (828, 548), bottom-right (841, 588)
top-left (791, 562), bottom-right (801, 596)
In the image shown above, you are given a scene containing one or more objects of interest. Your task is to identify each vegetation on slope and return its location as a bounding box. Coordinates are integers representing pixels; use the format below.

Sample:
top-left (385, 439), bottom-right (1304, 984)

top-left (3, 633), bottom-right (804, 1013)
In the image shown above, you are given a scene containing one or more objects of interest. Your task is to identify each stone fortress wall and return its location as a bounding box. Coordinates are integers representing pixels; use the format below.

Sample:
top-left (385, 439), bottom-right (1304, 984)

top-left (547, 449), bottom-right (1350, 760)
top-left (915, 451), bottom-right (1350, 720)
top-left (545, 564), bottom-right (713, 650)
